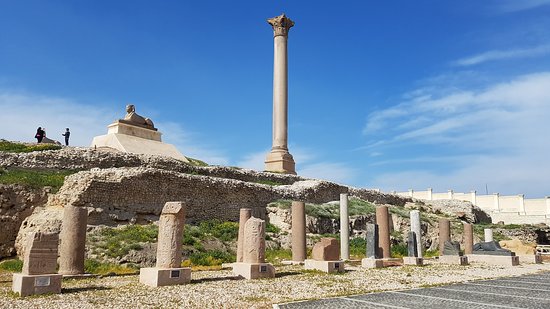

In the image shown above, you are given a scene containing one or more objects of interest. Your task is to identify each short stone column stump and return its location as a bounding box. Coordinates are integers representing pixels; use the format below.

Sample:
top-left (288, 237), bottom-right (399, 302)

top-left (304, 260), bottom-right (344, 273)
top-left (232, 262), bottom-right (275, 280)
top-left (403, 257), bottom-right (423, 266)
top-left (12, 273), bottom-right (63, 297)
top-left (467, 255), bottom-right (520, 266)
top-left (439, 255), bottom-right (468, 265)
top-left (139, 267), bottom-right (191, 287)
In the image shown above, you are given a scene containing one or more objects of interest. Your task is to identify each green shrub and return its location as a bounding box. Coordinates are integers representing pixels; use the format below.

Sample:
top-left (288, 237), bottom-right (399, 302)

top-left (0, 259), bottom-right (23, 272)
top-left (189, 250), bottom-right (234, 266)
top-left (266, 223), bottom-right (281, 234)
top-left (96, 224), bottom-right (158, 258)
top-left (84, 259), bottom-right (138, 275)
top-left (199, 220), bottom-right (239, 241)
top-left (391, 243), bottom-right (408, 258)
top-left (424, 249), bottom-right (439, 258)
top-left (0, 140), bottom-right (61, 153)
top-left (265, 249), bottom-right (292, 264)
top-left (185, 157), bottom-right (208, 166)
top-left (0, 168), bottom-right (75, 192)
top-left (350, 237), bottom-right (366, 257)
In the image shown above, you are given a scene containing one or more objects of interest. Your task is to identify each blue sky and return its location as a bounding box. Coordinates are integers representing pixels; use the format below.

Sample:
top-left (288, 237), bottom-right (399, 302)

top-left (1, 1), bottom-right (550, 197)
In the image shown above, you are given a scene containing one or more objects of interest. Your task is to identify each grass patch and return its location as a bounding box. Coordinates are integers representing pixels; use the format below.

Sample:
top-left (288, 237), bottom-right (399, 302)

top-left (266, 223), bottom-right (281, 234)
top-left (186, 250), bottom-right (234, 266)
top-left (96, 224), bottom-right (158, 258)
top-left (424, 249), bottom-right (439, 258)
top-left (0, 168), bottom-right (75, 192)
top-left (198, 220), bottom-right (239, 241)
top-left (266, 249), bottom-right (292, 264)
top-left (254, 179), bottom-right (284, 186)
top-left (185, 157), bottom-right (208, 166)
top-left (350, 237), bottom-right (366, 258)
top-left (0, 259), bottom-right (23, 272)
top-left (0, 140), bottom-right (61, 153)
top-left (84, 259), bottom-right (138, 275)
top-left (391, 243), bottom-right (408, 258)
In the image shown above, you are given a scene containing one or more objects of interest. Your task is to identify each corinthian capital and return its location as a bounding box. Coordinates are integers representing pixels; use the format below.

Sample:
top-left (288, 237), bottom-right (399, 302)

top-left (267, 14), bottom-right (294, 37)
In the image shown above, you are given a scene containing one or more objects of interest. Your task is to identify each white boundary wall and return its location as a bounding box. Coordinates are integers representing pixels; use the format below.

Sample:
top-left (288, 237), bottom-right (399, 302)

top-left (395, 188), bottom-right (550, 225)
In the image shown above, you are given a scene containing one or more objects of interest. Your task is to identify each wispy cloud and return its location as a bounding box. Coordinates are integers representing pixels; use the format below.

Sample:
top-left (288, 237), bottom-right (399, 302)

top-left (0, 90), bottom-right (229, 165)
top-left (363, 72), bottom-right (550, 197)
top-left (493, 0), bottom-right (550, 13)
top-left (453, 44), bottom-right (550, 66)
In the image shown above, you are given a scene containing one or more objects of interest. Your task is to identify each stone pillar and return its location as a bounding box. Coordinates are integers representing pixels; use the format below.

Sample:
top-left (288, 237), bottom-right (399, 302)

top-left (243, 217), bottom-right (266, 264)
top-left (438, 218), bottom-right (451, 254)
top-left (291, 201), bottom-right (306, 262)
top-left (448, 190), bottom-right (454, 199)
top-left (264, 13), bottom-right (296, 174)
top-left (376, 206), bottom-right (391, 259)
top-left (518, 194), bottom-right (526, 214)
top-left (494, 193), bottom-right (500, 211)
top-left (407, 232), bottom-right (418, 257)
top-left (339, 193), bottom-right (349, 260)
top-left (546, 196), bottom-right (550, 215)
top-left (237, 208), bottom-right (253, 263)
top-left (463, 223), bottom-right (473, 254)
top-left (410, 210), bottom-right (422, 258)
top-left (156, 202), bottom-right (186, 268)
top-left (408, 189), bottom-right (414, 197)
top-left (470, 190), bottom-right (477, 205)
top-left (484, 228), bottom-right (493, 242)
top-left (365, 223), bottom-right (379, 259)
top-left (59, 205), bottom-right (88, 275)
top-left (427, 188), bottom-right (433, 200)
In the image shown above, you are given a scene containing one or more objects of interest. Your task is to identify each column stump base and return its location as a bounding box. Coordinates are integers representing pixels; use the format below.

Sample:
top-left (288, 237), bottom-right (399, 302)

top-left (467, 254), bottom-right (519, 266)
top-left (403, 257), bottom-right (424, 266)
top-left (439, 255), bottom-right (468, 265)
top-left (304, 260), bottom-right (344, 273)
top-left (361, 258), bottom-right (384, 268)
top-left (232, 262), bottom-right (275, 280)
top-left (139, 267), bottom-right (191, 287)
top-left (12, 273), bottom-right (62, 297)
top-left (518, 254), bottom-right (543, 264)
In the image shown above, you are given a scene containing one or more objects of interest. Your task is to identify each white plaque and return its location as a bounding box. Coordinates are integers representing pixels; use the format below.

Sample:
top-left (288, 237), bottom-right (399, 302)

top-left (35, 276), bottom-right (51, 287)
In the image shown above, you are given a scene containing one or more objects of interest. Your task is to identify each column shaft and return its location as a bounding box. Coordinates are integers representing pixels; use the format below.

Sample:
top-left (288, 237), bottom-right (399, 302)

top-left (438, 218), bottom-right (450, 255)
top-left (59, 205), bottom-right (88, 275)
top-left (272, 35), bottom-right (288, 150)
top-left (410, 210), bottom-right (422, 258)
top-left (291, 201), bottom-right (306, 262)
top-left (237, 208), bottom-right (253, 263)
top-left (463, 223), bottom-right (473, 254)
top-left (376, 206), bottom-right (391, 259)
top-left (339, 194), bottom-right (349, 260)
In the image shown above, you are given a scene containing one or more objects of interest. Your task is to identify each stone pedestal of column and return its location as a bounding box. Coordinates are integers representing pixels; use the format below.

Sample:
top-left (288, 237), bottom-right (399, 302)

top-left (467, 254), bottom-right (519, 266)
top-left (59, 205), bottom-right (88, 276)
top-left (304, 260), bottom-right (344, 273)
top-left (340, 193), bottom-right (350, 260)
top-left (403, 257), bottom-right (423, 266)
top-left (12, 273), bottom-right (63, 297)
top-left (464, 223), bottom-right (474, 255)
top-left (438, 255), bottom-right (468, 265)
top-left (233, 217), bottom-right (275, 279)
top-left (264, 14), bottom-right (296, 174)
top-left (291, 201), bottom-right (306, 263)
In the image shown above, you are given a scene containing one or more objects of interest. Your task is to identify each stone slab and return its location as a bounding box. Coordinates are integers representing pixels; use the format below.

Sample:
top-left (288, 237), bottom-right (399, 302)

top-left (232, 262), bottom-right (275, 280)
top-left (139, 267), bottom-right (191, 287)
top-left (403, 257), bottom-right (424, 266)
top-left (438, 255), bottom-right (468, 265)
top-left (281, 260), bottom-right (304, 265)
top-left (518, 254), bottom-right (543, 264)
top-left (467, 254), bottom-right (519, 266)
top-left (108, 121), bottom-right (160, 140)
top-left (361, 258), bottom-right (384, 268)
top-left (304, 259), bottom-right (345, 273)
top-left (91, 133), bottom-right (188, 162)
top-left (12, 273), bottom-right (62, 297)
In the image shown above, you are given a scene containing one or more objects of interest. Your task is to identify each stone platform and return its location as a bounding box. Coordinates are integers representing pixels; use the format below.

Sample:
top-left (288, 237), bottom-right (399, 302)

top-left (12, 273), bottom-right (62, 297)
top-left (467, 254), bottom-right (520, 266)
top-left (439, 255), bottom-right (468, 265)
top-left (304, 259), bottom-right (344, 273)
top-left (139, 267), bottom-right (191, 287)
top-left (403, 257), bottom-right (424, 266)
top-left (232, 262), bottom-right (275, 280)
top-left (518, 254), bottom-right (543, 264)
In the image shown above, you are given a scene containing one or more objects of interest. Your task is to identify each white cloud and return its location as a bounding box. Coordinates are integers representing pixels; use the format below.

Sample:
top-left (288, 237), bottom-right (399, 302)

top-left (494, 0), bottom-right (550, 13)
top-left (0, 90), bottom-right (229, 165)
top-left (453, 44), bottom-right (550, 66)
top-left (364, 72), bottom-right (550, 197)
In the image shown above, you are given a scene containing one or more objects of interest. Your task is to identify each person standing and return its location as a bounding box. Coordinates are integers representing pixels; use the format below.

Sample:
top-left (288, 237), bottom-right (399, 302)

top-left (35, 127), bottom-right (45, 143)
top-left (62, 128), bottom-right (70, 146)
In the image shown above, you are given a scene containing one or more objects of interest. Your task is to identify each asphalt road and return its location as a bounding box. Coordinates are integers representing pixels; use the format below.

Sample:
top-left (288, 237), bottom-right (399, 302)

top-left (276, 272), bottom-right (550, 309)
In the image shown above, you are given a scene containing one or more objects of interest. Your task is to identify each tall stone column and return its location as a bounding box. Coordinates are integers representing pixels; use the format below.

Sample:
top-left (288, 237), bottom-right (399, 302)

top-left (410, 210), bottom-right (422, 258)
top-left (59, 205), bottom-right (88, 275)
top-left (376, 206), bottom-right (391, 259)
top-left (464, 223), bottom-right (473, 254)
top-left (237, 208), bottom-right (253, 263)
top-left (438, 218), bottom-right (451, 254)
top-left (156, 202), bottom-right (186, 268)
top-left (291, 201), bottom-right (306, 262)
top-left (265, 13), bottom-right (296, 174)
top-left (339, 193), bottom-right (350, 260)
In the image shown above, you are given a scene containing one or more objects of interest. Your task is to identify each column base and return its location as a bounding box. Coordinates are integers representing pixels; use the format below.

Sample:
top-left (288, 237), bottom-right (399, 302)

top-left (304, 259), bottom-right (345, 273)
top-left (518, 254), bottom-right (543, 264)
top-left (281, 260), bottom-right (304, 265)
top-left (139, 267), bottom-right (191, 287)
top-left (361, 258), bottom-right (384, 268)
top-left (439, 255), bottom-right (469, 265)
top-left (403, 257), bottom-right (424, 266)
top-left (12, 273), bottom-right (62, 297)
top-left (232, 262), bottom-right (275, 280)
top-left (265, 149), bottom-right (296, 174)
top-left (467, 254), bottom-right (519, 266)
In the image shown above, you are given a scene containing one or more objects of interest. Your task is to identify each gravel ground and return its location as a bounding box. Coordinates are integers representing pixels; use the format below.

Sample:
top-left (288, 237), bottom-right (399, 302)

top-left (1, 260), bottom-right (550, 309)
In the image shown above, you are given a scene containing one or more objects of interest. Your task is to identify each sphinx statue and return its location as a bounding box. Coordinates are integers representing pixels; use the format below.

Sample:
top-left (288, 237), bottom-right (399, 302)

top-left (122, 104), bottom-right (155, 129)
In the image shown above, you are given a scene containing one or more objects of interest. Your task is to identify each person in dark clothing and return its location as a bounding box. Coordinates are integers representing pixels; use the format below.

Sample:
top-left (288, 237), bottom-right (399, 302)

top-left (35, 127), bottom-right (45, 143)
top-left (62, 128), bottom-right (70, 146)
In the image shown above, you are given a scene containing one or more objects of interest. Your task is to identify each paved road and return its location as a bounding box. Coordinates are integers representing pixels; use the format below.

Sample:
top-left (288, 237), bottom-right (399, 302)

top-left (276, 272), bottom-right (550, 309)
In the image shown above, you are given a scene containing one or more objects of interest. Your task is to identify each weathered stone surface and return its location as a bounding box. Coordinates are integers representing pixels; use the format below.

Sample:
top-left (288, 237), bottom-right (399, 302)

top-left (243, 217), bottom-right (266, 264)
top-left (22, 232), bottom-right (58, 275)
top-left (443, 240), bottom-right (462, 256)
top-left (0, 184), bottom-right (49, 258)
top-left (410, 210), bottom-right (422, 258)
top-left (473, 241), bottom-right (514, 256)
top-left (407, 231), bottom-right (418, 257)
top-left (376, 206), bottom-right (391, 259)
top-left (59, 205), bottom-right (88, 275)
top-left (499, 239), bottom-right (536, 255)
top-left (438, 219), bottom-right (451, 254)
top-left (365, 223), bottom-right (379, 259)
top-left (424, 199), bottom-right (491, 223)
top-left (463, 223), bottom-right (473, 255)
top-left (156, 202), bottom-right (186, 268)
top-left (339, 193), bottom-right (349, 260)
top-left (237, 208), bottom-right (252, 263)
top-left (311, 238), bottom-right (339, 261)
top-left (291, 202), bottom-right (306, 262)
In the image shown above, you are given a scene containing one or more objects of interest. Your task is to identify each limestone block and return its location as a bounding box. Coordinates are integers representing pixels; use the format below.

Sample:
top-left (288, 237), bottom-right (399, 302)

top-left (22, 232), bottom-right (58, 275)
top-left (304, 259), bottom-right (344, 273)
top-left (361, 258), bottom-right (384, 268)
top-left (107, 121), bottom-right (161, 141)
top-left (243, 217), bottom-right (266, 264)
top-left (439, 255), bottom-right (468, 265)
top-left (403, 257), bottom-right (423, 266)
top-left (237, 208), bottom-right (252, 263)
top-left (311, 238), bottom-right (339, 261)
top-left (12, 273), bottom-right (62, 297)
top-left (59, 205), bottom-right (88, 275)
top-left (156, 202), bottom-right (186, 269)
top-left (232, 262), bottom-right (275, 280)
top-left (139, 267), bottom-right (191, 287)
top-left (518, 254), bottom-right (543, 264)
top-left (376, 206), bottom-right (391, 259)
top-left (467, 254), bottom-right (519, 266)
top-left (291, 201), bottom-right (306, 262)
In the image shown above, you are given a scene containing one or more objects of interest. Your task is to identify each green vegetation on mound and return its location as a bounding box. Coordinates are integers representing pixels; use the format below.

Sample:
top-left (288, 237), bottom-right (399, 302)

top-left (185, 157), bottom-right (208, 166)
top-left (0, 259), bottom-right (23, 272)
top-left (0, 168), bottom-right (75, 193)
top-left (84, 260), bottom-right (138, 275)
top-left (269, 197), bottom-right (376, 219)
top-left (0, 140), bottom-right (61, 153)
